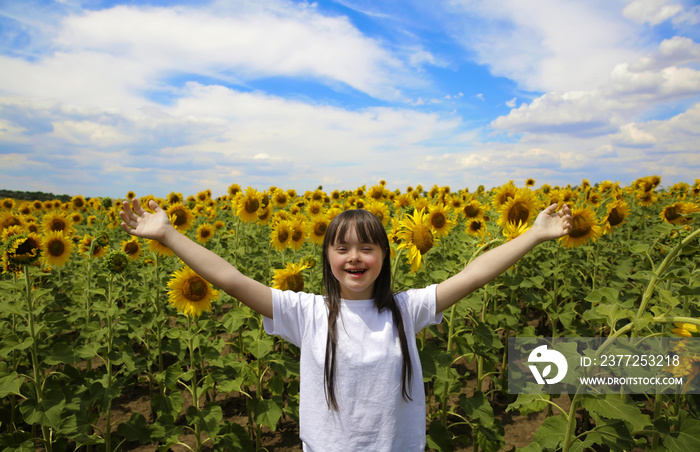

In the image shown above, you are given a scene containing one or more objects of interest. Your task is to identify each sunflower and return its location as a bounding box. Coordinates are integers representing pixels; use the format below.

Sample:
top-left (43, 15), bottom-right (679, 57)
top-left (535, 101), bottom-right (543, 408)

top-left (271, 220), bottom-right (292, 251)
top-left (167, 266), bottom-right (219, 317)
top-left (80, 234), bottom-right (108, 258)
top-left (196, 190), bottom-right (211, 203)
top-left (498, 189), bottom-right (539, 229)
top-left (104, 250), bottom-right (129, 274)
top-left (396, 208), bottom-right (435, 273)
top-left (368, 184), bottom-right (386, 200)
top-left (306, 200), bottom-right (324, 218)
top-left (196, 223), bottom-right (215, 244)
top-left (228, 183), bottom-right (242, 198)
top-left (148, 238), bottom-right (174, 257)
top-left (491, 181), bottom-right (518, 210)
top-left (272, 261), bottom-right (310, 292)
top-left (366, 200), bottom-right (391, 226)
top-left (559, 207), bottom-right (601, 248)
top-left (466, 218), bottom-right (487, 238)
top-left (288, 217), bottom-right (306, 250)
top-left (70, 212), bottom-right (83, 225)
top-left (273, 189), bottom-right (290, 208)
top-left (1, 198), bottom-right (14, 210)
top-left (71, 195), bottom-right (87, 210)
top-left (502, 221), bottom-right (531, 241)
top-left (43, 231), bottom-right (74, 268)
top-left (671, 322), bottom-right (700, 338)
top-left (525, 178), bottom-right (536, 187)
top-left (41, 211), bottom-right (75, 236)
top-left (660, 202), bottom-right (698, 225)
top-left (636, 190), bottom-right (655, 207)
top-left (2, 232), bottom-right (43, 273)
top-left (602, 199), bottom-right (630, 233)
top-left (257, 205), bottom-right (272, 225)
top-left (235, 187), bottom-right (263, 223)
top-left (427, 204), bottom-right (454, 238)
top-left (167, 191), bottom-right (184, 205)
top-left (121, 238), bottom-right (142, 260)
top-left (307, 216), bottom-right (330, 245)
top-left (462, 199), bottom-right (486, 220)
top-left (165, 203), bottom-right (195, 232)
top-left (0, 212), bottom-right (23, 232)
top-left (2, 225), bottom-right (23, 241)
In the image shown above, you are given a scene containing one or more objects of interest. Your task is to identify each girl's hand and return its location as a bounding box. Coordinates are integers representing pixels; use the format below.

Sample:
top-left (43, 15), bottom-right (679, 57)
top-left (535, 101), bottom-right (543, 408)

top-left (120, 198), bottom-right (172, 242)
top-left (532, 203), bottom-right (572, 242)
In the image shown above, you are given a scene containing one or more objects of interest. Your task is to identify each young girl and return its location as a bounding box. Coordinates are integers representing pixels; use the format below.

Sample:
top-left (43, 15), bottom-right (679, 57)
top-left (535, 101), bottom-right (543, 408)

top-left (120, 198), bottom-right (572, 451)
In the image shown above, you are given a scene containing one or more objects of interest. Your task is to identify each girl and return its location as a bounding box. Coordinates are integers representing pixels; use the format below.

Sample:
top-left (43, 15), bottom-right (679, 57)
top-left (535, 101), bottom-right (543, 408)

top-left (120, 198), bottom-right (572, 451)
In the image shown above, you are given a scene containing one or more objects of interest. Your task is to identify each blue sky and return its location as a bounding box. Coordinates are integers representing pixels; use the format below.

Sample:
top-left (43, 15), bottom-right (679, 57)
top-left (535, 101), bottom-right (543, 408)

top-left (0, 0), bottom-right (699, 198)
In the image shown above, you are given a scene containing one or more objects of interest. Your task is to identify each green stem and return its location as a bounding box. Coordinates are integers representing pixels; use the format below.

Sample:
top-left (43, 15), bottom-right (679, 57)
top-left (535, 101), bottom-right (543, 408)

top-left (105, 273), bottom-right (114, 452)
top-left (635, 227), bottom-right (700, 320)
top-left (24, 267), bottom-right (53, 452)
top-left (561, 392), bottom-right (582, 452)
top-left (187, 315), bottom-right (202, 452)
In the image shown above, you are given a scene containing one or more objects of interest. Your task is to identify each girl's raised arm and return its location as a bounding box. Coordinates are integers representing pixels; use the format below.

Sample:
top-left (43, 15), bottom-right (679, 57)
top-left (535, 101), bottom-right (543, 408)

top-left (120, 198), bottom-right (273, 318)
top-left (435, 203), bottom-right (572, 313)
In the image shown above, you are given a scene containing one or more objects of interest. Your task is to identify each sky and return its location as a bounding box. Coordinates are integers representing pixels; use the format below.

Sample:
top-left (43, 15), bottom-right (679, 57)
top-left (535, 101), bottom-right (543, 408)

top-left (0, 0), bottom-right (699, 198)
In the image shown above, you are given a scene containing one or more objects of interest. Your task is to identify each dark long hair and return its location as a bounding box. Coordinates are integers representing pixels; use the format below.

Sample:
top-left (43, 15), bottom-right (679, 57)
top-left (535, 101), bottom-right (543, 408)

top-left (321, 209), bottom-right (413, 410)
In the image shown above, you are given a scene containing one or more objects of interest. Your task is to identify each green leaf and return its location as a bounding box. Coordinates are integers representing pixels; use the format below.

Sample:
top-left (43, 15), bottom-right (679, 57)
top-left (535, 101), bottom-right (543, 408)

top-left (20, 388), bottom-right (66, 430)
top-left (243, 332), bottom-right (274, 359)
top-left (663, 413), bottom-right (700, 452)
top-left (0, 371), bottom-right (23, 397)
top-left (0, 335), bottom-right (33, 358)
top-left (426, 420), bottom-right (454, 452)
top-left (459, 391), bottom-right (495, 426)
top-left (533, 414), bottom-right (567, 450)
top-left (506, 394), bottom-right (549, 415)
top-left (44, 341), bottom-right (78, 365)
top-left (581, 394), bottom-right (651, 432)
top-left (585, 413), bottom-right (636, 451)
top-left (187, 403), bottom-right (223, 441)
top-left (252, 398), bottom-right (283, 431)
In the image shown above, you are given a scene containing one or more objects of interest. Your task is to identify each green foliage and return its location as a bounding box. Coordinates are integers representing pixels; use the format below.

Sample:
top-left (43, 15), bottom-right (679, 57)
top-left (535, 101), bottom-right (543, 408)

top-left (0, 181), bottom-right (698, 451)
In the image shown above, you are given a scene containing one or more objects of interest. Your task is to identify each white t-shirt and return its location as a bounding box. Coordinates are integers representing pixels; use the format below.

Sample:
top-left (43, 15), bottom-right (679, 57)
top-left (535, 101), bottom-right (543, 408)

top-left (263, 284), bottom-right (442, 452)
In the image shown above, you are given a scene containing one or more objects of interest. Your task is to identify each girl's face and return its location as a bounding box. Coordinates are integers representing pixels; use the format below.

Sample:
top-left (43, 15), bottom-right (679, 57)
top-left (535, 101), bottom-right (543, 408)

top-left (327, 226), bottom-right (385, 300)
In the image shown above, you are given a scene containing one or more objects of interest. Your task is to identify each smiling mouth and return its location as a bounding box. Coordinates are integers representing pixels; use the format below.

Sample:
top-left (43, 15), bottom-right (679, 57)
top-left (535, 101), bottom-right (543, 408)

top-left (346, 269), bottom-right (367, 274)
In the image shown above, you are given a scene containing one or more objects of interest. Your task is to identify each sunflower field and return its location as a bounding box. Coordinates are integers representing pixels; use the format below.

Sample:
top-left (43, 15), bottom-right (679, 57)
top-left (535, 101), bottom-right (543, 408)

top-left (1, 176), bottom-right (699, 452)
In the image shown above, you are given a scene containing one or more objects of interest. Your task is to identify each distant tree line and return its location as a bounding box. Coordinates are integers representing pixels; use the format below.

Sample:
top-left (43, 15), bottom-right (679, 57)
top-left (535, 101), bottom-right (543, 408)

top-left (0, 189), bottom-right (72, 203)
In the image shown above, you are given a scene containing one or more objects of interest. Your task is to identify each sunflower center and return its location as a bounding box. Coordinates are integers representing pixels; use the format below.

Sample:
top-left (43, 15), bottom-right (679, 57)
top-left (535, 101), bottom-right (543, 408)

top-left (607, 207), bottom-right (625, 226)
top-left (469, 220), bottom-right (483, 232)
top-left (172, 210), bottom-right (188, 227)
top-left (200, 228), bottom-right (211, 238)
top-left (277, 229), bottom-right (289, 243)
top-left (663, 205), bottom-right (681, 222)
top-left (183, 277), bottom-right (208, 302)
top-left (124, 241), bottom-right (139, 255)
top-left (314, 223), bottom-right (327, 236)
top-left (292, 228), bottom-right (303, 242)
top-left (245, 199), bottom-right (260, 214)
top-left (431, 213), bottom-right (446, 229)
top-left (463, 205), bottom-right (480, 218)
top-left (282, 273), bottom-right (304, 292)
top-left (48, 239), bottom-right (65, 257)
top-left (412, 225), bottom-right (433, 255)
top-left (507, 202), bottom-right (530, 225)
top-left (569, 215), bottom-right (592, 239)
top-left (50, 219), bottom-right (67, 231)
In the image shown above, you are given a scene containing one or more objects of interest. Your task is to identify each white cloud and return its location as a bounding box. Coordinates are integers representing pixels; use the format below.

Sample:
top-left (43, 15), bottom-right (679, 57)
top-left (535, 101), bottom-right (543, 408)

top-left (623, 0), bottom-right (683, 25)
top-left (445, 0), bottom-right (639, 92)
top-left (505, 97), bottom-right (517, 108)
top-left (491, 36), bottom-right (700, 136)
